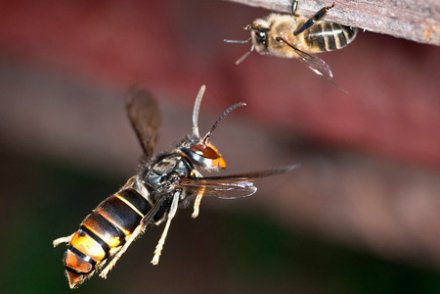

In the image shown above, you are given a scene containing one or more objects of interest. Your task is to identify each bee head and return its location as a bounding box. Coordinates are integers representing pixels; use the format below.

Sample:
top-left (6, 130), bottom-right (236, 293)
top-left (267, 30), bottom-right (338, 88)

top-left (181, 85), bottom-right (246, 171)
top-left (250, 18), bottom-right (270, 52)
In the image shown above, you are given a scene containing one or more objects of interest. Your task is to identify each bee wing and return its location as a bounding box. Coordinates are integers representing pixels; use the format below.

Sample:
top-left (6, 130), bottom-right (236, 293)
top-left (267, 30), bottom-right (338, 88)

top-left (277, 37), bottom-right (334, 80)
top-left (125, 86), bottom-right (161, 158)
top-left (180, 164), bottom-right (300, 199)
top-left (293, 47), bottom-right (333, 80)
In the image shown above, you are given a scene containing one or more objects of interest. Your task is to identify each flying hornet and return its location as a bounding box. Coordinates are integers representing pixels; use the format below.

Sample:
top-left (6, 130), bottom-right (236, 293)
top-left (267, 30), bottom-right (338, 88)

top-left (225, 0), bottom-right (358, 81)
top-left (53, 85), bottom-right (299, 288)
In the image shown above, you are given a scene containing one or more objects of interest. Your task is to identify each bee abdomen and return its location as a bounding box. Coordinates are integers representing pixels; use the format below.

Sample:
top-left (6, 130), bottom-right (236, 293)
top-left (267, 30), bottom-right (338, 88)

top-left (64, 188), bottom-right (152, 288)
top-left (304, 22), bottom-right (357, 52)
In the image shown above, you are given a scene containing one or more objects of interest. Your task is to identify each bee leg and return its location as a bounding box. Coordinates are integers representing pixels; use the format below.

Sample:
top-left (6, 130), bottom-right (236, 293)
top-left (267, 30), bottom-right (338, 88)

top-left (151, 190), bottom-right (181, 265)
top-left (294, 3), bottom-right (335, 35)
top-left (52, 234), bottom-right (74, 247)
top-left (291, 0), bottom-right (299, 16)
top-left (98, 223), bottom-right (145, 279)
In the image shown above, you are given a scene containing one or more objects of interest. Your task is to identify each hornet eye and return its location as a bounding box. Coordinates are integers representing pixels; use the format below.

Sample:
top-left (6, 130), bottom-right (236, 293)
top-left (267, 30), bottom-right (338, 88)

top-left (190, 144), bottom-right (219, 159)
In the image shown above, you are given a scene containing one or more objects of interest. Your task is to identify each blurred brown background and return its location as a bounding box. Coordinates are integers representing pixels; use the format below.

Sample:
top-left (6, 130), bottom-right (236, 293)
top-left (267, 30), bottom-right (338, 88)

top-left (0, 0), bottom-right (440, 293)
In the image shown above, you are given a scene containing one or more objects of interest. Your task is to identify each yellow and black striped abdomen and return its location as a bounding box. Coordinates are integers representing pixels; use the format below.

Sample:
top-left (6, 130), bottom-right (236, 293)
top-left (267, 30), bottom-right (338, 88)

top-left (64, 188), bottom-right (152, 288)
top-left (303, 22), bottom-right (357, 53)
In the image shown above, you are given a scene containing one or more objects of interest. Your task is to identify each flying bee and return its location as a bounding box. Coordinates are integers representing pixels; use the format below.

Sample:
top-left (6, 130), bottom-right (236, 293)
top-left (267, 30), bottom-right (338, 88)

top-left (53, 85), bottom-right (299, 288)
top-left (225, 0), bottom-right (358, 81)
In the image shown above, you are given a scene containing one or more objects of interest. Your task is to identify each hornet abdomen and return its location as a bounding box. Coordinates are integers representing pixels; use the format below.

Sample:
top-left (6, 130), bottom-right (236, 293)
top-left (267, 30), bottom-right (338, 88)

top-left (63, 188), bottom-right (152, 288)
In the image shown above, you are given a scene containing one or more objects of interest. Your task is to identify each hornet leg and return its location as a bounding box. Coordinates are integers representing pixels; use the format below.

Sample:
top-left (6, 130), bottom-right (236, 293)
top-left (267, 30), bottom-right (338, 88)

top-left (191, 170), bottom-right (205, 219)
top-left (99, 194), bottom-right (166, 278)
top-left (53, 234), bottom-right (74, 247)
top-left (98, 223), bottom-right (146, 279)
top-left (191, 187), bottom-right (206, 219)
top-left (151, 190), bottom-right (181, 265)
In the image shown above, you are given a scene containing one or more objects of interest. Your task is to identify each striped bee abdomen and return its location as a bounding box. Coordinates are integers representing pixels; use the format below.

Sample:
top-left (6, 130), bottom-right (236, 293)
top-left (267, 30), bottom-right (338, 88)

top-left (63, 188), bottom-right (152, 288)
top-left (304, 22), bottom-right (357, 52)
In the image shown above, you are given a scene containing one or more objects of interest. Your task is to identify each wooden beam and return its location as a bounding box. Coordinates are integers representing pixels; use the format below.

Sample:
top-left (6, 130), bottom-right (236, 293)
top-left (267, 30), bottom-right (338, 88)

top-left (225, 0), bottom-right (440, 46)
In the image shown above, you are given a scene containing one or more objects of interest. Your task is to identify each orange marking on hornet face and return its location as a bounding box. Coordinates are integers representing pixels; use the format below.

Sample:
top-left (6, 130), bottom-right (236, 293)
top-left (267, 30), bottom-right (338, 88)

top-left (190, 143), bottom-right (227, 169)
top-left (213, 156), bottom-right (227, 169)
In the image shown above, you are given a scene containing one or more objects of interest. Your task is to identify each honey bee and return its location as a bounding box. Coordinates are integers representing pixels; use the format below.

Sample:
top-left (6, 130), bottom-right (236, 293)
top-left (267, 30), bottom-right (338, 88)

top-left (225, 1), bottom-right (358, 80)
top-left (53, 85), bottom-right (299, 288)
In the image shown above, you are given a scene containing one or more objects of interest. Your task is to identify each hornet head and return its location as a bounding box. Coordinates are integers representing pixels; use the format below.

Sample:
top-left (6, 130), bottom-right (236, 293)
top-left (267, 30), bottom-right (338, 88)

top-left (180, 85), bottom-right (246, 171)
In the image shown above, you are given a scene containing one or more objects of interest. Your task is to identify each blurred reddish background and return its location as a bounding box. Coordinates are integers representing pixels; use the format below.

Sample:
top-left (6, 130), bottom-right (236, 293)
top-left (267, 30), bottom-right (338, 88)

top-left (0, 0), bottom-right (440, 293)
top-left (1, 0), bottom-right (439, 166)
